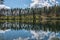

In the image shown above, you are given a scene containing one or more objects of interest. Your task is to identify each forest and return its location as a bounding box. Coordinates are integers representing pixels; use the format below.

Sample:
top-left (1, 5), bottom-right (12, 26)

top-left (0, 5), bottom-right (60, 23)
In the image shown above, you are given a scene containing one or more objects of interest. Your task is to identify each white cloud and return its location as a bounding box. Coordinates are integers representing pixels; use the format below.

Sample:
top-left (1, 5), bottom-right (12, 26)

top-left (30, 0), bottom-right (59, 8)
top-left (30, 30), bottom-right (60, 40)
top-left (0, 5), bottom-right (10, 9)
top-left (0, 29), bottom-right (11, 33)
top-left (30, 30), bottom-right (50, 40)
top-left (13, 37), bottom-right (30, 40)
top-left (48, 32), bottom-right (60, 40)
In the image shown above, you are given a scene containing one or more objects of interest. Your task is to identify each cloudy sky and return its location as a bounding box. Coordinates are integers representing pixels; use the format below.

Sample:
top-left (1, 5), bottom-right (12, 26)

top-left (4, 0), bottom-right (60, 8)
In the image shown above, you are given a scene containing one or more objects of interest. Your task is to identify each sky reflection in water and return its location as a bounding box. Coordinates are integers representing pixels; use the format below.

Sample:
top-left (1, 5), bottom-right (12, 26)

top-left (0, 29), bottom-right (60, 40)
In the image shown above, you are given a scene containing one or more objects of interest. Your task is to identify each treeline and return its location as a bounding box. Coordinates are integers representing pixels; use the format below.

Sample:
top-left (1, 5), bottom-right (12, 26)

top-left (0, 5), bottom-right (60, 17)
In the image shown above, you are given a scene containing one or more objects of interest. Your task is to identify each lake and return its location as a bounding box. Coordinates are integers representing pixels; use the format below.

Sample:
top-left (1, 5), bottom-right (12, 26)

top-left (0, 21), bottom-right (60, 40)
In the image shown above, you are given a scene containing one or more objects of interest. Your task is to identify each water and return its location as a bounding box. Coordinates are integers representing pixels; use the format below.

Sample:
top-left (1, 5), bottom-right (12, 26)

top-left (0, 21), bottom-right (60, 40)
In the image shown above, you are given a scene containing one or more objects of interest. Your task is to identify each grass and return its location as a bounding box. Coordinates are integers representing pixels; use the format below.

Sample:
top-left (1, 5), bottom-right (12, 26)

top-left (0, 14), bottom-right (60, 23)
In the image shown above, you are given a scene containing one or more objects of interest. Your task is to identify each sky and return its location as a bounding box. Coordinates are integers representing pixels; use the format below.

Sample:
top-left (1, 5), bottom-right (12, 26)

top-left (3, 0), bottom-right (60, 8)
top-left (4, 0), bottom-right (31, 8)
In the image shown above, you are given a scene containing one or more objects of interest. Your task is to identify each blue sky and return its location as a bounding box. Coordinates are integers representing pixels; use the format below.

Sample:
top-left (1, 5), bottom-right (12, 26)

top-left (4, 0), bottom-right (31, 8)
top-left (4, 0), bottom-right (60, 8)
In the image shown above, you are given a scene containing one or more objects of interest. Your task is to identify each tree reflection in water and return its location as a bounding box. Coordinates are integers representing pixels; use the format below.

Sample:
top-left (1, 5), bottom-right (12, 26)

top-left (0, 21), bottom-right (60, 32)
top-left (0, 21), bottom-right (60, 40)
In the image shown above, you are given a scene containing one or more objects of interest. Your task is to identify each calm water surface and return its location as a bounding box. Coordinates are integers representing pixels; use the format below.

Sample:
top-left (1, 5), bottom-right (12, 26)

top-left (0, 21), bottom-right (60, 40)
